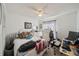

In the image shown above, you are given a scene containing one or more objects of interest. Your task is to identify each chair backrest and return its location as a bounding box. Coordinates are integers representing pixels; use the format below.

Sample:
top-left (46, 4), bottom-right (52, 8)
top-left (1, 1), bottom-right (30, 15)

top-left (49, 31), bottom-right (54, 38)
top-left (67, 31), bottom-right (78, 41)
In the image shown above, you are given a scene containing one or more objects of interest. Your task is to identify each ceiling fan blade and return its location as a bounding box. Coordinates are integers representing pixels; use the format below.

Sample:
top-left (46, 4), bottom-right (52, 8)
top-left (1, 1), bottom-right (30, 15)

top-left (28, 6), bottom-right (39, 11)
top-left (42, 4), bottom-right (48, 11)
top-left (28, 5), bottom-right (48, 16)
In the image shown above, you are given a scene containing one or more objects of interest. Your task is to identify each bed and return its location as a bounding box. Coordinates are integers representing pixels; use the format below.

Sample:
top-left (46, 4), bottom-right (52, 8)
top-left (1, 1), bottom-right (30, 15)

top-left (14, 34), bottom-right (48, 56)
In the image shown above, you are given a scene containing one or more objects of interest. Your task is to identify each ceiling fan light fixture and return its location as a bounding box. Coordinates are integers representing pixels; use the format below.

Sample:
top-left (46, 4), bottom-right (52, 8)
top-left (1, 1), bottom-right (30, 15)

top-left (38, 14), bottom-right (42, 17)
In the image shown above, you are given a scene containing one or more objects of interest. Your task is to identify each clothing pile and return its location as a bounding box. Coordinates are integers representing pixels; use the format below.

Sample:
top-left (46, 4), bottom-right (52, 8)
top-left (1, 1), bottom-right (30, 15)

top-left (36, 39), bottom-right (48, 54)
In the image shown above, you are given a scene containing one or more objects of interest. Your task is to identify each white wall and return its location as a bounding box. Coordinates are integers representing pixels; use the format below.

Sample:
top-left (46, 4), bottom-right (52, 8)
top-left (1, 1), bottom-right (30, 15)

top-left (42, 11), bottom-right (77, 40)
top-left (77, 11), bottom-right (79, 32)
top-left (0, 4), bottom-right (6, 56)
top-left (0, 6), bottom-right (2, 55)
top-left (0, 4), bottom-right (3, 56)
top-left (0, 25), bottom-right (2, 56)
top-left (5, 12), bottom-right (39, 35)
top-left (56, 12), bottom-right (77, 40)
top-left (55, 10), bottom-right (79, 40)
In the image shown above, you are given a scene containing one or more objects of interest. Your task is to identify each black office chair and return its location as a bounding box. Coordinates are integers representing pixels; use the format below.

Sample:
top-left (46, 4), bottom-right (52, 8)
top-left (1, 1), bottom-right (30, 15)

top-left (62, 31), bottom-right (78, 51)
top-left (66, 31), bottom-right (78, 41)
top-left (49, 31), bottom-right (61, 47)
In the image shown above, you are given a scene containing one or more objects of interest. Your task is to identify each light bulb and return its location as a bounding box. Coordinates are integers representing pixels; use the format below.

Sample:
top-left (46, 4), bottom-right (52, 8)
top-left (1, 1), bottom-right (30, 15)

top-left (38, 14), bottom-right (42, 16)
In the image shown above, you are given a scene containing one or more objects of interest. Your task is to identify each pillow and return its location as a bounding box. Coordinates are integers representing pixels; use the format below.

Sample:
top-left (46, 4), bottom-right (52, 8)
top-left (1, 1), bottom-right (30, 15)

top-left (26, 34), bottom-right (33, 39)
top-left (18, 32), bottom-right (31, 39)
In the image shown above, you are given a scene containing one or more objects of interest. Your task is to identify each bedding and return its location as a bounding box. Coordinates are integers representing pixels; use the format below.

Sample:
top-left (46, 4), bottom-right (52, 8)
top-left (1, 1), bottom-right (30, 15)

top-left (14, 32), bottom-right (48, 56)
top-left (25, 34), bottom-right (33, 39)
top-left (18, 40), bottom-right (36, 52)
top-left (14, 35), bottom-right (40, 56)
top-left (17, 48), bottom-right (37, 56)
top-left (14, 39), bottom-right (31, 56)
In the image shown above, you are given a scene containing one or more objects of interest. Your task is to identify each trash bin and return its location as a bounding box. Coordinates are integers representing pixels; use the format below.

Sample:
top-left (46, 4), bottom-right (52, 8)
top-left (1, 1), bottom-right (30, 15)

top-left (4, 44), bottom-right (14, 56)
top-left (4, 48), bottom-right (14, 56)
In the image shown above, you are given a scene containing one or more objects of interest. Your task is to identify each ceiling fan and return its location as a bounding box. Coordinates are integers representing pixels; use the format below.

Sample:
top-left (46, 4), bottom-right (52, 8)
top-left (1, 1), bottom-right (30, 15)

top-left (28, 5), bottom-right (48, 17)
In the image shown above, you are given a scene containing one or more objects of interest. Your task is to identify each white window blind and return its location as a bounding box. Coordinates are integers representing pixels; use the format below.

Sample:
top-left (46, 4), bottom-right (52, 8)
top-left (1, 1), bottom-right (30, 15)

top-left (42, 20), bottom-right (56, 31)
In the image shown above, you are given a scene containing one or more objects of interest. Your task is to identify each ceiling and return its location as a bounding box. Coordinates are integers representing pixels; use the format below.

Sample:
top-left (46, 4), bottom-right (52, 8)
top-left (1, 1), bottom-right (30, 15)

top-left (5, 3), bottom-right (79, 19)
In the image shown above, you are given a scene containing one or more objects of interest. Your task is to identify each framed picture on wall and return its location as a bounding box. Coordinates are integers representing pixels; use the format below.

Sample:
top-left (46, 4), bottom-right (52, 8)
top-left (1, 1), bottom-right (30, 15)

top-left (24, 22), bottom-right (32, 29)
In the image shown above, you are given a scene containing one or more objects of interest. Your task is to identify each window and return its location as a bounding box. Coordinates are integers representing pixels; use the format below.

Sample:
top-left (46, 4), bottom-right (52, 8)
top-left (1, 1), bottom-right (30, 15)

top-left (42, 20), bottom-right (56, 31)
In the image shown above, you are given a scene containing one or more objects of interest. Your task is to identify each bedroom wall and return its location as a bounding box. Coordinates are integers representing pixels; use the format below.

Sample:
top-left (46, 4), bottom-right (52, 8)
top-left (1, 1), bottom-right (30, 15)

top-left (0, 4), bottom-right (2, 56)
top-left (42, 11), bottom-right (77, 40)
top-left (0, 4), bottom-right (6, 56)
top-left (4, 3), bottom-right (42, 36)
top-left (56, 11), bottom-right (77, 40)
top-left (4, 4), bottom-right (39, 36)
top-left (77, 11), bottom-right (79, 32)
top-left (5, 11), bottom-right (39, 35)
top-left (0, 25), bottom-right (2, 56)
